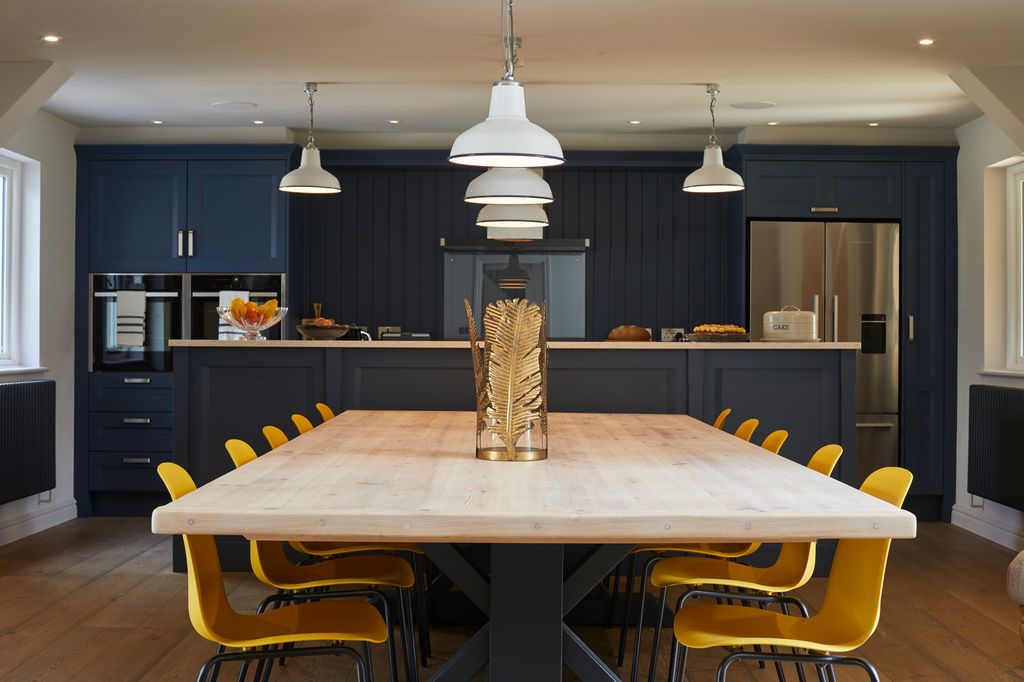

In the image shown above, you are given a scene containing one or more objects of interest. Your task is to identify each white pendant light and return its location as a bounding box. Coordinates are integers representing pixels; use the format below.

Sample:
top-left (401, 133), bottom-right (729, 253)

top-left (279, 82), bottom-right (341, 194)
top-left (449, 0), bottom-right (564, 168)
top-left (487, 225), bottom-right (545, 241)
top-left (476, 203), bottom-right (549, 228)
top-left (683, 83), bottom-right (745, 194)
top-left (465, 168), bottom-right (553, 205)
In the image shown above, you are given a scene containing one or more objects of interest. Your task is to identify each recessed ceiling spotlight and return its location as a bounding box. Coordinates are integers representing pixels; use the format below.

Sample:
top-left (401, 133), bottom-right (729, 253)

top-left (918, 37), bottom-right (935, 46)
top-left (868, 122), bottom-right (880, 127)
top-left (41, 34), bottom-right (62, 43)
top-left (731, 101), bottom-right (777, 110)
top-left (387, 119), bottom-right (401, 124)
top-left (628, 120), bottom-right (643, 125)
top-left (767, 121), bottom-right (780, 126)
top-left (152, 120), bottom-right (163, 125)
top-left (210, 101), bottom-right (258, 110)
top-left (252, 120), bottom-right (264, 125)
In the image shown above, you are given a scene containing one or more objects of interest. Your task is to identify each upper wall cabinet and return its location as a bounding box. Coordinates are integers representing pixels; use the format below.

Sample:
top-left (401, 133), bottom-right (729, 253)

top-left (85, 153), bottom-right (290, 273)
top-left (745, 160), bottom-right (902, 220)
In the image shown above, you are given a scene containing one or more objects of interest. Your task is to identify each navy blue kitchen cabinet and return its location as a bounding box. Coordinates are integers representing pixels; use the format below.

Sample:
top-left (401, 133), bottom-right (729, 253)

top-left (80, 147), bottom-right (293, 274)
top-left (88, 160), bottom-right (188, 272)
top-left (744, 159), bottom-right (902, 220)
top-left (185, 160), bottom-right (288, 272)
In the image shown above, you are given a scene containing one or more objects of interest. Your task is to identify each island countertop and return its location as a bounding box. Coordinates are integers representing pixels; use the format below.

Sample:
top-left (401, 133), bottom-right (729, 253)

top-left (169, 339), bottom-right (860, 350)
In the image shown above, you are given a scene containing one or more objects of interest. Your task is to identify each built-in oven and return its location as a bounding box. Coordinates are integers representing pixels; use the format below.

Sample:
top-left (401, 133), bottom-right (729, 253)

top-left (90, 274), bottom-right (183, 372)
top-left (188, 274), bottom-right (285, 340)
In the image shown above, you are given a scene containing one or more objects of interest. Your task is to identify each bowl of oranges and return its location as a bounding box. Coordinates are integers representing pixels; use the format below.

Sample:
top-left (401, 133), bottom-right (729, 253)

top-left (217, 298), bottom-right (287, 341)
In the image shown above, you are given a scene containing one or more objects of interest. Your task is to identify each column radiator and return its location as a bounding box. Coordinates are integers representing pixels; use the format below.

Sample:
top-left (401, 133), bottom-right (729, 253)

top-left (0, 379), bottom-right (56, 504)
top-left (968, 384), bottom-right (1024, 511)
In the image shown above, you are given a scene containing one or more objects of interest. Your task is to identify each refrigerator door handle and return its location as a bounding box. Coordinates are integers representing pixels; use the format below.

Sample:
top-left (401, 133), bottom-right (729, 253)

top-left (908, 314), bottom-right (915, 342)
top-left (832, 294), bottom-right (839, 342)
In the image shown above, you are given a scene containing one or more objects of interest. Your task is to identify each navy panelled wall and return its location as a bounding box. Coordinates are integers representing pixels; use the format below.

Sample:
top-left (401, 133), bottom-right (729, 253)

top-left (293, 152), bottom-right (730, 340)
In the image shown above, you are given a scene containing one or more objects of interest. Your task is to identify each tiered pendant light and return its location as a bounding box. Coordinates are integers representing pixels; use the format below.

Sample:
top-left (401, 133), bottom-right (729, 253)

top-left (465, 167), bottom-right (553, 205)
top-left (683, 84), bottom-right (745, 194)
top-left (449, 0), bottom-right (564, 168)
top-left (279, 82), bottom-right (340, 194)
top-left (476, 204), bottom-right (549, 228)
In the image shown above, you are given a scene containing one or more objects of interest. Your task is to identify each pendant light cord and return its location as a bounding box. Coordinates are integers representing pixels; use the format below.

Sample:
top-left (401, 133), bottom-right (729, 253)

top-left (304, 82), bottom-right (318, 149)
top-left (501, 0), bottom-right (518, 81)
top-left (707, 84), bottom-right (720, 147)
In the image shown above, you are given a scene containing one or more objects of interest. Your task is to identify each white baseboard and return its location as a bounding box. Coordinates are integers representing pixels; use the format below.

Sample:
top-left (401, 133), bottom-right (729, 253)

top-left (0, 499), bottom-right (78, 546)
top-left (952, 504), bottom-right (1024, 551)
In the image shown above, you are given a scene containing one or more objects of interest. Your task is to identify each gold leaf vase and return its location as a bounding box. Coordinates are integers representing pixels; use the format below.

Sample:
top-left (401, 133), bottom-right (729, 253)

top-left (465, 298), bottom-right (548, 461)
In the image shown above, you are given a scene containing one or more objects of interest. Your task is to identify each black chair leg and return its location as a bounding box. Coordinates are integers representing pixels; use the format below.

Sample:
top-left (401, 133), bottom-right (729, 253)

top-left (411, 554), bottom-right (431, 664)
top-left (616, 552), bottom-right (638, 667)
top-left (606, 560), bottom-right (623, 627)
top-left (646, 586), bottom-right (668, 682)
top-left (629, 555), bottom-right (662, 682)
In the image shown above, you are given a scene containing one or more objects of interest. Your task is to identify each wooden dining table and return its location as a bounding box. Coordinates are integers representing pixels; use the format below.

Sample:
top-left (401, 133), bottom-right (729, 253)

top-left (151, 409), bottom-right (917, 681)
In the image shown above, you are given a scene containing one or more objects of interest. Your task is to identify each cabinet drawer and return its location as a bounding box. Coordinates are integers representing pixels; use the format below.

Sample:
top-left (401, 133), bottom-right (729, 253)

top-left (89, 451), bottom-right (176, 492)
top-left (89, 373), bottom-right (173, 412)
top-left (88, 412), bottom-right (173, 452)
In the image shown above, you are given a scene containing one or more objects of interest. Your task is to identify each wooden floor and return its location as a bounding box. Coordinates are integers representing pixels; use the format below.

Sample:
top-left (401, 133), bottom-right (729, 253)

top-left (0, 520), bottom-right (1021, 681)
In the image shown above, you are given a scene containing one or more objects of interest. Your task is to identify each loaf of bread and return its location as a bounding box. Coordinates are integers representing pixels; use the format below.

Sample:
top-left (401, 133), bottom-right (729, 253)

top-left (607, 325), bottom-right (652, 341)
top-left (692, 323), bottom-right (747, 334)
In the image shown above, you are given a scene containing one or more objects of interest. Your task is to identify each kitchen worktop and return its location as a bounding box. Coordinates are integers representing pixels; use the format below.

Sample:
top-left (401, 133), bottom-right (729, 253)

top-left (169, 339), bottom-right (861, 350)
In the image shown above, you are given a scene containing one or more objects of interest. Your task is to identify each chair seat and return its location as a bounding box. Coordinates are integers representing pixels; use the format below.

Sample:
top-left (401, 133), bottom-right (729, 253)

top-left (651, 544), bottom-right (813, 593)
top-left (633, 542), bottom-right (759, 559)
top-left (674, 603), bottom-right (857, 654)
top-left (291, 540), bottom-right (423, 556)
top-left (215, 598), bottom-right (388, 649)
top-left (260, 549), bottom-right (415, 590)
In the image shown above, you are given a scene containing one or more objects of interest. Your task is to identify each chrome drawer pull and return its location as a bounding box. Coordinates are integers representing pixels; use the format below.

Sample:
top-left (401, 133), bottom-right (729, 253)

top-left (122, 377), bottom-right (151, 384)
top-left (856, 423), bottom-right (895, 429)
top-left (122, 417), bottom-right (151, 425)
top-left (121, 457), bottom-right (152, 465)
top-left (811, 206), bottom-right (839, 213)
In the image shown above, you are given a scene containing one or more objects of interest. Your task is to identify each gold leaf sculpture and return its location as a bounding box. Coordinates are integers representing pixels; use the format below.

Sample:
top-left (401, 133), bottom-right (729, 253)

top-left (466, 297), bottom-right (548, 461)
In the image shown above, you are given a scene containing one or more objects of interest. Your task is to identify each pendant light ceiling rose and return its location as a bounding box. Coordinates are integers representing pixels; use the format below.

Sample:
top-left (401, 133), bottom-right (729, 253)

top-left (682, 83), bottom-right (744, 194)
top-left (476, 203), bottom-right (549, 228)
top-left (465, 167), bottom-right (553, 205)
top-left (279, 81), bottom-right (341, 194)
top-left (448, 0), bottom-right (564, 168)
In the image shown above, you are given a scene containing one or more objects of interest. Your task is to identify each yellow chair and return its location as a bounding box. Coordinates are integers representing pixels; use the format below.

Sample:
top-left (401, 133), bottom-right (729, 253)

top-left (155, 462), bottom-right (386, 682)
top-left (224, 438), bottom-right (257, 468)
top-left (637, 444), bottom-right (843, 681)
top-left (670, 466), bottom-right (913, 682)
top-left (760, 429), bottom-right (789, 454)
top-left (316, 402), bottom-right (336, 423)
top-left (620, 444), bottom-right (843, 671)
top-left (734, 418), bottom-right (759, 442)
top-left (262, 424), bottom-right (288, 450)
top-left (712, 408), bottom-right (731, 430)
top-left (291, 413), bottom-right (315, 435)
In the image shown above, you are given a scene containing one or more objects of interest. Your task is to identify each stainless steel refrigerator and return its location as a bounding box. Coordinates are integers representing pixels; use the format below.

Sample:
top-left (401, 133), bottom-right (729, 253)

top-left (749, 221), bottom-right (899, 484)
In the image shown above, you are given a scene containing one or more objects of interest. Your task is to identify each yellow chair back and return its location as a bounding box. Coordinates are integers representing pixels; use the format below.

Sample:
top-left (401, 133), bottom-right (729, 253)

top-left (262, 425), bottom-right (288, 450)
top-left (734, 418), bottom-right (759, 442)
top-left (817, 466), bottom-right (913, 649)
top-left (712, 408), bottom-right (731, 430)
top-left (224, 439), bottom-right (257, 468)
top-left (291, 413), bottom-right (314, 435)
top-left (315, 402), bottom-right (336, 423)
top-left (760, 429), bottom-right (788, 454)
top-left (808, 444), bottom-right (843, 476)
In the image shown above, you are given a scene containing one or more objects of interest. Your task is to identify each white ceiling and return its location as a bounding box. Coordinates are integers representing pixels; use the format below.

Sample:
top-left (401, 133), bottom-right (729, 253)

top-left (3, 0), bottom-right (1021, 147)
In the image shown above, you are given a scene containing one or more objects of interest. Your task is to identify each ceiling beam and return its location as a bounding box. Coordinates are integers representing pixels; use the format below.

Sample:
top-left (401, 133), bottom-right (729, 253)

top-left (951, 66), bottom-right (1024, 150)
top-left (0, 62), bottom-right (71, 146)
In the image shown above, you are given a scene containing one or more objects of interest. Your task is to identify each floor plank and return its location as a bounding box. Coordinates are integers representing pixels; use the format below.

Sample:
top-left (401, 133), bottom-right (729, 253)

top-left (0, 520), bottom-right (1021, 680)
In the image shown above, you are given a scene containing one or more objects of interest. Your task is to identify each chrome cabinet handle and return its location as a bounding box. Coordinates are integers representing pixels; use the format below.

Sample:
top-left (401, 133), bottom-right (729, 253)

top-left (908, 314), bottom-right (915, 342)
top-left (187, 230), bottom-right (195, 257)
top-left (121, 457), bottom-right (152, 465)
top-left (177, 230), bottom-right (184, 257)
top-left (122, 417), bottom-right (151, 425)
top-left (122, 377), bottom-right (151, 384)
top-left (811, 206), bottom-right (839, 213)
top-left (856, 423), bottom-right (895, 429)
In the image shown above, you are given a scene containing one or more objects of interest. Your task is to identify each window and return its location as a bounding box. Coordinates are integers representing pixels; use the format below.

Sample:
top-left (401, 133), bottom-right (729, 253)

top-left (1008, 161), bottom-right (1024, 370)
top-left (0, 153), bottom-right (20, 365)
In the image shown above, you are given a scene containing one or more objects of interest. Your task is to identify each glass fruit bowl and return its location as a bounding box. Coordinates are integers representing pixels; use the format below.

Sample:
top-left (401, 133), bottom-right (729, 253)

top-left (216, 306), bottom-right (288, 341)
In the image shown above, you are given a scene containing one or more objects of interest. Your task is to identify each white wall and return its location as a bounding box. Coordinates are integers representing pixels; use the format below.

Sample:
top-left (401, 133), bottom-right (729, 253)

top-left (0, 109), bottom-right (78, 544)
top-left (951, 114), bottom-right (1024, 548)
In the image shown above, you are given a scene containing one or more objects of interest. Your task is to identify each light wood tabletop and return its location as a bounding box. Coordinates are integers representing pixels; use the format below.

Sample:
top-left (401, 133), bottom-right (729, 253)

top-left (150, 410), bottom-right (916, 544)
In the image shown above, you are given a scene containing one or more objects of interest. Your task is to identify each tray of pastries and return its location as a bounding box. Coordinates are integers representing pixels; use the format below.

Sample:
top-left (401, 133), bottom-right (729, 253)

top-left (685, 323), bottom-right (750, 342)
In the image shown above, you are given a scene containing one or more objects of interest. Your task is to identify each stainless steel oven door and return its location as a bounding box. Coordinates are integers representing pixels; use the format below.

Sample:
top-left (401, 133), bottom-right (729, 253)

top-left (91, 274), bottom-right (183, 372)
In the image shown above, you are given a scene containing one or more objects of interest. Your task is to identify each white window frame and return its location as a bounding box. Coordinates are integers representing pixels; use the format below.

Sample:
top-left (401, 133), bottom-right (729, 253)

top-left (1007, 161), bottom-right (1024, 371)
top-left (0, 153), bottom-right (21, 366)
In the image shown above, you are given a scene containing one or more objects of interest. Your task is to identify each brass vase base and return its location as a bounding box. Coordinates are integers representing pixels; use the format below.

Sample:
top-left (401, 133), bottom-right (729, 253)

top-left (476, 447), bottom-right (548, 462)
